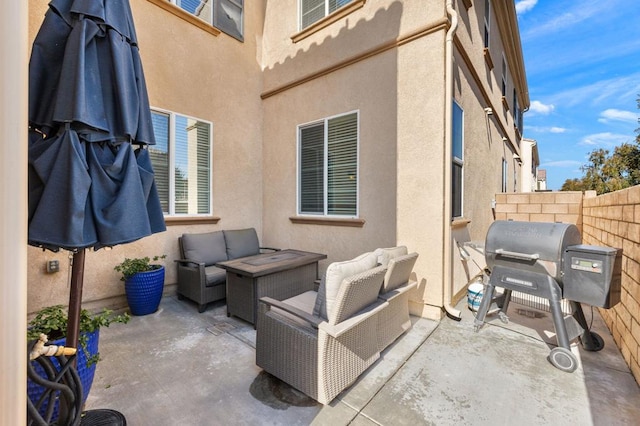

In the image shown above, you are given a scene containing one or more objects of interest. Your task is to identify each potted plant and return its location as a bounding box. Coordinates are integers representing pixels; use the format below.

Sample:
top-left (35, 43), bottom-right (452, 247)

top-left (27, 305), bottom-right (130, 414)
top-left (115, 255), bottom-right (166, 316)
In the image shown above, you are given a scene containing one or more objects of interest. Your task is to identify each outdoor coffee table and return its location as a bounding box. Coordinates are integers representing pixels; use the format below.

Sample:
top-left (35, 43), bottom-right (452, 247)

top-left (217, 249), bottom-right (327, 326)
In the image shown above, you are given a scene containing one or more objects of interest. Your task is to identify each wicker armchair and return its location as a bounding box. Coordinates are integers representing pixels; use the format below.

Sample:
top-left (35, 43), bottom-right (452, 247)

top-left (256, 264), bottom-right (387, 405)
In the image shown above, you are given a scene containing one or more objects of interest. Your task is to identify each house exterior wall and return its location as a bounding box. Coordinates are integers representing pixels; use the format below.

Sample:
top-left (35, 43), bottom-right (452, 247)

top-left (26, 1), bottom-right (529, 320)
top-left (520, 138), bottom-right (539, 192)
top-left (26, 0), bottom-right (267, 312)
top-left (447, 0), bottom-right (529, 310)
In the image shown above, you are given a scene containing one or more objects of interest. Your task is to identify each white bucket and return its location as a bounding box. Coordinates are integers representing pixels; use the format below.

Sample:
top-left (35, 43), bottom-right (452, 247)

top-left (467, 281), bottom-right (484, 311)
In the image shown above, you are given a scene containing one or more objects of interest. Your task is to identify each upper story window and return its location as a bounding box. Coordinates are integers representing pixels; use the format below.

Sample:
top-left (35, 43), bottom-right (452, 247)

top-left (483, 0), bottom-right (490, 48)
top-left (452, 101), bottom-right (464, 218)
top-left (501, 55), bottom-right (507, 97)
top-left (513, 89), bottom-right (522, 132)
top-left (501, 158), bottom-right (508, 193)
top-left (300, 0), bottom-right (353, 30)
top-left (150, 109), bottom-right (212, 216)
top-left (298, 111), bottom-right (359, 217)
top-left (171, 0), bottom-right (243, 40)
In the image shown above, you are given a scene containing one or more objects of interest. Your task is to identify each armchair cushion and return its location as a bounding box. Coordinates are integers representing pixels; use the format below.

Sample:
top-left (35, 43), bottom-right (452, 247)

top-left (313, 251), bottom-right (378, 320)
top-left (223, 228), bottom-right (260, 259)
top-left (269, 291), bottom-right (318, 331)
top-left (374, 245), bottom-right (408, 268)
top-left (181, 231), bottom-right (228, 267)
top-left (204, 265), bottom-right (227, 287)
top-left (382, 252), bottom-right (418, 293)
top-left (329, 265), bottom-right (386, 324)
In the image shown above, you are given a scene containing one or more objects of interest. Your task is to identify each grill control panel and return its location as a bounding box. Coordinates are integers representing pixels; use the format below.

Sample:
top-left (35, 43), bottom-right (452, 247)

top-left (570, 257), bottom-right (602, 274)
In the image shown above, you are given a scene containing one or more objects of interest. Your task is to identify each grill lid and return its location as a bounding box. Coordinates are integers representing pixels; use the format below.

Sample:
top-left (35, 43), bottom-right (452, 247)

top-left (485, 220), bottom-right (581, 282)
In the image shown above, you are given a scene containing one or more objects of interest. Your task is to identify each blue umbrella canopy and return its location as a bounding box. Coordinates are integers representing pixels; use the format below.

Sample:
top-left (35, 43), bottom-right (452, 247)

top-left (28, 0), bottom-right (166, 346)
top-left (29, 0), bottom-right (165, 251)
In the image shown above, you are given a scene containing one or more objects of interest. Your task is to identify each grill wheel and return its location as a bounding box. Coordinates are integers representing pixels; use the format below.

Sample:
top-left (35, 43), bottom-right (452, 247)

top-left (548, 347), bottom-right (578, 373)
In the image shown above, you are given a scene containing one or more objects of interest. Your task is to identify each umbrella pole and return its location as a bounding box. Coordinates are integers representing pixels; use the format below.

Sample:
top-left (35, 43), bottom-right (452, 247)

top-left (66, 248), bottom-right (86, 349)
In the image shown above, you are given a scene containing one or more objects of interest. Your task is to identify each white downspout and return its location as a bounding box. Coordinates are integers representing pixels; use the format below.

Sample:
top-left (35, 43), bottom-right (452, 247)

top-left (443, 0), bottom-right (461, 320)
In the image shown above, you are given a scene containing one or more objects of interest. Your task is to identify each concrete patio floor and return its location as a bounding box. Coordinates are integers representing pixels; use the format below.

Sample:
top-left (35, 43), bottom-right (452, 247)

top-left (85, 295), bottom-right (640, 425)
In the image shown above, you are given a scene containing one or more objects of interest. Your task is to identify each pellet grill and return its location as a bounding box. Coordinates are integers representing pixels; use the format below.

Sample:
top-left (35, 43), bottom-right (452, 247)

top-left (473, 220), bottom-right (622, 372)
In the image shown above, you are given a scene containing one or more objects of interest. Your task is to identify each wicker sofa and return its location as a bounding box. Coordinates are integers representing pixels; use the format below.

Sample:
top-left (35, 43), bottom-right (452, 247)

top-left (175, 228), bottom-right (277, 312)
top-left (256, 247), bottom-right (418, 404)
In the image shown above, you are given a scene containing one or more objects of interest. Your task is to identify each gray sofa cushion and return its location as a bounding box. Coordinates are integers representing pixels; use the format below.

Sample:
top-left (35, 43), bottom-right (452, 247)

top-left (181, 231), bottom-right (228, 266)
top-left (223, 228), bottom-right (260, 259)
top-left (204, 265), bottom-right (227, 287)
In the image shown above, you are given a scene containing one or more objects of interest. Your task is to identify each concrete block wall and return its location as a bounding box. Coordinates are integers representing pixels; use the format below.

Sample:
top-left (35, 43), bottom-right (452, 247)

top-left (493, 191), bottom-right (584, 230)
top-left (582, 186), bottom-right (640, 384)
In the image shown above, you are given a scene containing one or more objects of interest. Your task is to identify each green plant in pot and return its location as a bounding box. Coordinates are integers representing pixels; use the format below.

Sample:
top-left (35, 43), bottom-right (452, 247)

top-left (115, 255), bottom-right (166, 316)
top-left (27, 305), bottom-right (130, 411)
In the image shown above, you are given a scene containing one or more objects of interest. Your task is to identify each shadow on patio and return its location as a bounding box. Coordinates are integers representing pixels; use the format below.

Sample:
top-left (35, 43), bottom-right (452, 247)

top-left (85, 295), bottom-right (640, 425)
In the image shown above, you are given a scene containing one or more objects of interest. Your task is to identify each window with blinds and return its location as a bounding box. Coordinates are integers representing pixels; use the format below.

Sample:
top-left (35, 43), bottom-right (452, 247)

top-left (484, 0), bottom-right (490, 49)
top-left (298, 111), bottom-right (358, 217)
top-left (452, 101), bottom-right (464, 218)
top-left (172, 0), bottom-right (244, 40)
top-left (300, 0), bottom-right (353, 30)
top-left (150, 110), bottom-right (212, 216)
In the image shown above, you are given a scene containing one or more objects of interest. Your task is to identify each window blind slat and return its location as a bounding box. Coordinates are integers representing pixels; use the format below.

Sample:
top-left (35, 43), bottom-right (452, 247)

top-left (300, 124), bottom-right (325, 214)
top-left (327, 112), bottom-right (357, 216)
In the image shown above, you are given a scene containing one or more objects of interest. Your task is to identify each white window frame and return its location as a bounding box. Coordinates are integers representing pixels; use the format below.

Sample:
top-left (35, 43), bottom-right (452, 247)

top-left (299, 0), bottom-right (354, 30)
top-left (170, 0), bottom-right (244, 40)
top-left (150, 107), bottom-right (213, 217)
top-left (452, 100), bottom-right (464, 219)
top-left (297, 110), bottom-right (360, 218)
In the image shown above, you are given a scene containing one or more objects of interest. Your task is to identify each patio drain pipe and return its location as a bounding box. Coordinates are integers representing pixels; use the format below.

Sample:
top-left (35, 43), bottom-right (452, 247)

top-left (442, 0), bottom-right (461, 321)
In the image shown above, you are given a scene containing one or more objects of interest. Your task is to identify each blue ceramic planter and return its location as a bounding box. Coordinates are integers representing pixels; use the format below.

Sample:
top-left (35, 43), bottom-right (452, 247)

top-left (125, 266), bottom-right (165, 315)
top-left (28, 329), bottom-right (99, 419)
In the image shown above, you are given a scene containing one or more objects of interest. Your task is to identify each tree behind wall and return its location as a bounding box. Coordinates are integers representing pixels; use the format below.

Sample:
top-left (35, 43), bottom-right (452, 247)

top-left (561, 97), bottom-right (640, 194)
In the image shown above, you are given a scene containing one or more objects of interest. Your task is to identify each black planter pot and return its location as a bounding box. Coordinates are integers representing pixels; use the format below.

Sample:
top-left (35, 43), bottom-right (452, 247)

top-left (124, 266), bottom-right (165, 315)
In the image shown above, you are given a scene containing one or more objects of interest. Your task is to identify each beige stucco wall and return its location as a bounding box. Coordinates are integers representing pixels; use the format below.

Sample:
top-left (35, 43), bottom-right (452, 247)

top-left (26, 1), bottom-right (529, 322)
top-left (261, 1), bottom-right (452, 319)
top-left (27, 0), bottom-right (266, 314)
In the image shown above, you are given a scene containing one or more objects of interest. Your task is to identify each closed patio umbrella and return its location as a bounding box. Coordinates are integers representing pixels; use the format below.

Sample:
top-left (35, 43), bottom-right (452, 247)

top-left (28, 0), bottom-right (165, 348)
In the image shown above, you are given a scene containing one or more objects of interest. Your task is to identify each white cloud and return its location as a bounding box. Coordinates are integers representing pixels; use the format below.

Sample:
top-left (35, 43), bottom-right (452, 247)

top-left (520, 1), bottom-right (612, 40)
top-left (540, 160), bottom-right (583, 168)
top-left (525, 125), bottom-right (567, 134)
top-left (515, 0), bottom-right (538, 15)
top-left (528, 100), bottom-right (555, 115)
top-left (598, 108), bottom-right (638, 124)
top-left (542, 72), bottom-right (640, 109)
top-left (579, 132), bottom-right (632, 147)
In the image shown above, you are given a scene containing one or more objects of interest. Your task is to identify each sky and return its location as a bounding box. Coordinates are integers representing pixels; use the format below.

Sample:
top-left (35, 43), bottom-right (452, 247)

top-left (515, 0), bottom-right (640, 190)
